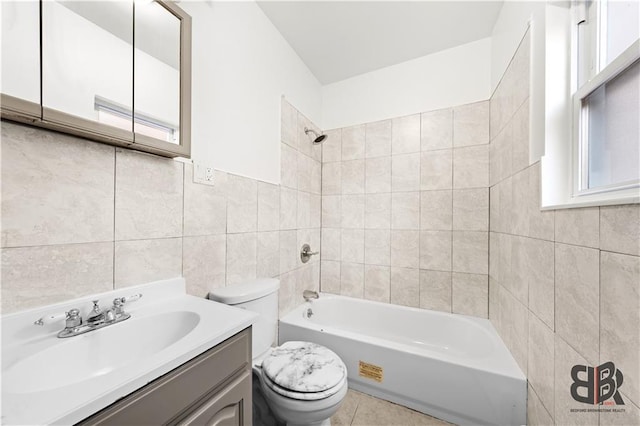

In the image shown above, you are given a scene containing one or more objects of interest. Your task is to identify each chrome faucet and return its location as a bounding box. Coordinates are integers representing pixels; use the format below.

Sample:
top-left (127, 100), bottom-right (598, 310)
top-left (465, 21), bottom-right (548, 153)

top-left (36, 293), bottom-right (143, 338)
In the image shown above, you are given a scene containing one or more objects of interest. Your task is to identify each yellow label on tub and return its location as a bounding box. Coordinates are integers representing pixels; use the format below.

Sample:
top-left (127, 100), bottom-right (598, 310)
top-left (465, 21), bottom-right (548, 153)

top-left (359, 361), bottom-right (383, 383)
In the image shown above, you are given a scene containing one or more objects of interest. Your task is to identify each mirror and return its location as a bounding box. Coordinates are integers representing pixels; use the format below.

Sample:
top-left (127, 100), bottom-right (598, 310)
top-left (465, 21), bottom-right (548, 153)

top-left (134, 1), bottom-right (181, 145)
top-left (33, 0), bottom-right (191, 157)
top-left (1, 1), bottom-right (40, 116)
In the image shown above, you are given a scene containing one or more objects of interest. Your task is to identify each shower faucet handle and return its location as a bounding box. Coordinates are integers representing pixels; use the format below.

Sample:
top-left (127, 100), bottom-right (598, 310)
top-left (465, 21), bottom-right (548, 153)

top-left (300, 244), bottom-right (319, 263)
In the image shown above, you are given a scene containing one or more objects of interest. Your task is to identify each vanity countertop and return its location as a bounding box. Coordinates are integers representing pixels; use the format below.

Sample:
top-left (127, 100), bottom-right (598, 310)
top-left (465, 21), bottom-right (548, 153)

top-left (1, 278), bottom-right (257, 425)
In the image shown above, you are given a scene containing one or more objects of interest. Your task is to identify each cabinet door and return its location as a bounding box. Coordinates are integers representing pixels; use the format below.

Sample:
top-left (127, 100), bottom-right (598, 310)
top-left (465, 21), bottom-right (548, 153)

top-left (1, 0), bottom-right (40, 118)
top-left (41, 0), bottom-right (134, 144)
top-left (177, 370), bottom-right (252, 426)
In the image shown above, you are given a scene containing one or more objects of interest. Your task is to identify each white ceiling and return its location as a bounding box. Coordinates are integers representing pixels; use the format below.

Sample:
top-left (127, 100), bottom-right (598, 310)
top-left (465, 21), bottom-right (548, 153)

top-left (257, 1), bottom-right (504, 84)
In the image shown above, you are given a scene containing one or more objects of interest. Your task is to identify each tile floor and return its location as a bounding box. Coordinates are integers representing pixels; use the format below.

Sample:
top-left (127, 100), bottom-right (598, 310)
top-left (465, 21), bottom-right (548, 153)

top-left (331, 389), bottom-right (452, 426)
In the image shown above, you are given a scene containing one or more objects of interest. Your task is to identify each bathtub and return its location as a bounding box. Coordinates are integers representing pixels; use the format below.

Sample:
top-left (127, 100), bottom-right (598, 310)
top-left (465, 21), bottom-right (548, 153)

top-left (278, 294), bottom-right (526, 426)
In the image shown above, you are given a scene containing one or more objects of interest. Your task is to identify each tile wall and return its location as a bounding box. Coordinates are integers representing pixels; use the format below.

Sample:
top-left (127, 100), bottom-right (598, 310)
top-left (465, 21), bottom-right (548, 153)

top-left (320, 100), bottom-right (491, 317)
top-left (488, 29), bottom-right (640, 425)
top-left (1, 99), bottom-right (321, 318)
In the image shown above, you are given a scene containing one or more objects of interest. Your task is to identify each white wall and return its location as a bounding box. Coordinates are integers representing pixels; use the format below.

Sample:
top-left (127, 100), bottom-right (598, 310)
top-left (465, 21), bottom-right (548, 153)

top-left (490, 1), bottom-right (545, 93)
top-left (321, 37), bottom-right (492, 130)
top-left (181, 1), bottom-right (322, 184)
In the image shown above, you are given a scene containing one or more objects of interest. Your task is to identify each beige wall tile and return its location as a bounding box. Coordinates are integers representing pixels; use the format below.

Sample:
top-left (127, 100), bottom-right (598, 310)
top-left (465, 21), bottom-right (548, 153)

top-left (341, 262), bottom-right (364, 298)
top-left (365, 156), bottom-right (391, 193)
top-left (600, 251), bottom-right (640, 406)
top-left (341, 229), bottom-right (365, 263)
top-left (280, 230), bottom-right (297, 274)
top-left (528, 313), bottom-right (555, 419)
top-left (297, 151), bottom-right (313, 193)
top-left (364, 265), bottom-right (390, 303)
top-left (527, 238), bottom-right (555, 330)
top-left (365, 193), bottom-right (391, 229)
top-left (257, 181), bottom-right (280, 232)
top-left (527, 163), bottom-right (554, 241)
top-left (511, 167), bottom-right (530, 236)
top-left (183, 235), bottom-right (226, 298)
top-left (420, 149), bottom-right (453, 190)
top-left (321, 195), bottom-right (341, 228)
top-left (280, 187), bottom-right (298, 230)
top-left (555, 207), bottom-right (599, 248)
top-left (365, 119), bottom-right (392, 158)
top-left (115, 149), bottom-right (183, 240)
top-left (279, 270), bottom-right (297, 317)
top-left (1, 242), bottom-right (113, 313)
top-left (452, 188), bottom-right (489, 231)
top-left (390, 267), bottom-right (419, 307)
top-left (600, 205), bottom-right (640, 256)
top-left (311, 158), bottom-right (322, 194)
top-left (452, 231), bottom-right (488, 274)
top-left (257, 231), bottom-right (280, 278)
top-left (390, 230), bottom-right (420, 268)
top-left (391, 153), bottom-right (421, 191)
top-left (527, 385), bottom-right (554, 426)
top-left (1, 122), bottom-right (115, 248)
top-left (452, 272), bottom-right (488, 318)
top-left (341, 194), bottom-right (365, 228)
top-left (226, 233), bottom-right (257, 286)
top-left (600, 396), bottom-right (639, 426)
top-left (281, 99), bottom-right (298, 149)
top-left (322, 162), bottom-right (342, 195)
top-left (364, 229), bottom-right (391, 266)
top-left (115, 238), bottom-right (182, 288)
top-left (321, 228), bottom-right (341, 261)
top-left (297, 191), bottom-right (311, 229)
top-left (322, 129), bottom-right (342, 163)
top-left (341, 159), bottom-right (365, 194)
top-left (554, 335), bottom-right (599, 426)
top-left (453, 100), bottom-right (489, 148)
top-left (391, 192), bottom-right (420, 230)
top-left (420, 190), bottom-right (453, 231)
top-left (419, 230), bottom-right (452, 271)
top-left (453, 145), bottom-right (489, 189)
top-left (280, 142), bottom-right (298, 189)
top-left (511, 100), bottom-right (530, 174)
top-left (183, 165), bottom-right (227, 236)
top-left (342, 124), bottom-right (366, 160)
top-left (555, 243), bottom-right (600, 365)
top-left (226, 174), bottom-right (258, 233)
top-left (489, 277), bottom-right (500, 330)
top-left (498, 284), bottom-right (529, 375)
top-left (419, 270), bottom-right (452, 312)
top-left (320, 260), bottom-right (341, 294)
top-left (421, 108), bottom-right (453, 152)
top-left (509, 236), bottom-right (529, 304)
top-left (391, 114), bottom-right (420, 155)
top-left (310, 194), bottom-right (321, 228)
top-left (490, 124), bottom-right (513, 187)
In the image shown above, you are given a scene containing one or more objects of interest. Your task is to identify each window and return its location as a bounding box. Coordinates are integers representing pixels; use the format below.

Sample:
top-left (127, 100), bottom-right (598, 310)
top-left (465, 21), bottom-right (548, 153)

top-left (95, 96), bottom-right (179, 144)
top-left (573, 0), bottom-right (639, 196)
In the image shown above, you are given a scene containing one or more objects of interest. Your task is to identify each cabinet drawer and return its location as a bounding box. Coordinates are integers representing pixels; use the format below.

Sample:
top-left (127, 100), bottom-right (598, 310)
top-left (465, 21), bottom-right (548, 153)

top-left (79, 328), bottom-right (251, 425)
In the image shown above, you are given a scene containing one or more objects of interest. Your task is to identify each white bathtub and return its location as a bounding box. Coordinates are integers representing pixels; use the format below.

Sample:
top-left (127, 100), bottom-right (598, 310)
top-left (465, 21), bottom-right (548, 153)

top-left (278, 294), bottom-right (526, 426)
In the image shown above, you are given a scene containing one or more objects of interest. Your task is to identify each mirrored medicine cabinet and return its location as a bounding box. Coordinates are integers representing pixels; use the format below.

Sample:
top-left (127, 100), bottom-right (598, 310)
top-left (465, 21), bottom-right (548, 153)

top-left (1, 0), bottom-right (191, 158)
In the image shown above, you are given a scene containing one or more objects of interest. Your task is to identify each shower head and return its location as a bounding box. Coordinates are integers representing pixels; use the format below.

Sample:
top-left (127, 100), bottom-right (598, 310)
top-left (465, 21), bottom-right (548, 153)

top-left (304, 127), bottom-right (327, 144)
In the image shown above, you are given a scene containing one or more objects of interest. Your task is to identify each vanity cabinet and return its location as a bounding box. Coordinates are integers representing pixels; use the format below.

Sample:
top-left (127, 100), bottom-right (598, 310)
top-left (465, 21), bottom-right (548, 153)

top-left (78, 328), bottom-right (252, 426)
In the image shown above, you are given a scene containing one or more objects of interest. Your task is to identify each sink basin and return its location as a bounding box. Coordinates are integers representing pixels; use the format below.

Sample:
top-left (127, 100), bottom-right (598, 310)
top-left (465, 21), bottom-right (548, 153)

top-left (4, 310), bottom-right (200, 394)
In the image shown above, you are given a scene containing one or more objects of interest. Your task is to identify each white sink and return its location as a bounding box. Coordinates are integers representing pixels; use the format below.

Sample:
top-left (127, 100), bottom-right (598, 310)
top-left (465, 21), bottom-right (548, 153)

top-left (4, 310), bottom-right (200, 394)
top-left (1, 277), bottom-right (258, 425)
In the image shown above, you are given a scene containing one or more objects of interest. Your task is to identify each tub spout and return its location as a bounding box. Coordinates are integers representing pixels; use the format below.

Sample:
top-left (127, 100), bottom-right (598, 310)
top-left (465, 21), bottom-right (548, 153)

top-left (303, 290), bottom-right (319, 302)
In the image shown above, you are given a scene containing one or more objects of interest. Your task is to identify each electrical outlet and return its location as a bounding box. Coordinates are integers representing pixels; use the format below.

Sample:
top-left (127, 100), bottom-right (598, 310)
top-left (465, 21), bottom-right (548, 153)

top-left (193, 162), bottom-right (215, 186)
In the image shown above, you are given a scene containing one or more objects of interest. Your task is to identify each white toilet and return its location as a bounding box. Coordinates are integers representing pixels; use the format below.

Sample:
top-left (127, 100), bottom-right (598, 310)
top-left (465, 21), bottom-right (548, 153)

top-left (209, 279), bottom-right (348, 426)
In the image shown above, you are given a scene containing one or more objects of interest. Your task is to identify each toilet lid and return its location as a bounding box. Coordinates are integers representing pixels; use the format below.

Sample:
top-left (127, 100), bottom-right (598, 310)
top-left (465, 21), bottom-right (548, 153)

top-left (262, 370), bottom-right (347, 401)
top-left (261, 341), bottom-right (346, 393)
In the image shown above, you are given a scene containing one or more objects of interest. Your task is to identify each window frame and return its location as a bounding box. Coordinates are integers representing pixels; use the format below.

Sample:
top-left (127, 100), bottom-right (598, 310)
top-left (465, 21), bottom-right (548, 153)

top-left (570, 1), bottom-right (640, 199)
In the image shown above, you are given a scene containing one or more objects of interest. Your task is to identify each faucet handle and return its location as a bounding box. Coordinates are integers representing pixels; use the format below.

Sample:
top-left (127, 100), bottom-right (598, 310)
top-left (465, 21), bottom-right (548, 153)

top-left (65, 309), bottom-right (82, 328)
top-left (112, 293), bottom-right (142, 315)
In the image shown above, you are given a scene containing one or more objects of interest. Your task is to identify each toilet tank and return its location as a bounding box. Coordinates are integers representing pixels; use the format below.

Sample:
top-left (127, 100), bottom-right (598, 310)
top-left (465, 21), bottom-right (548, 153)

top-left (208, 278), bottom-right (279, 360)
